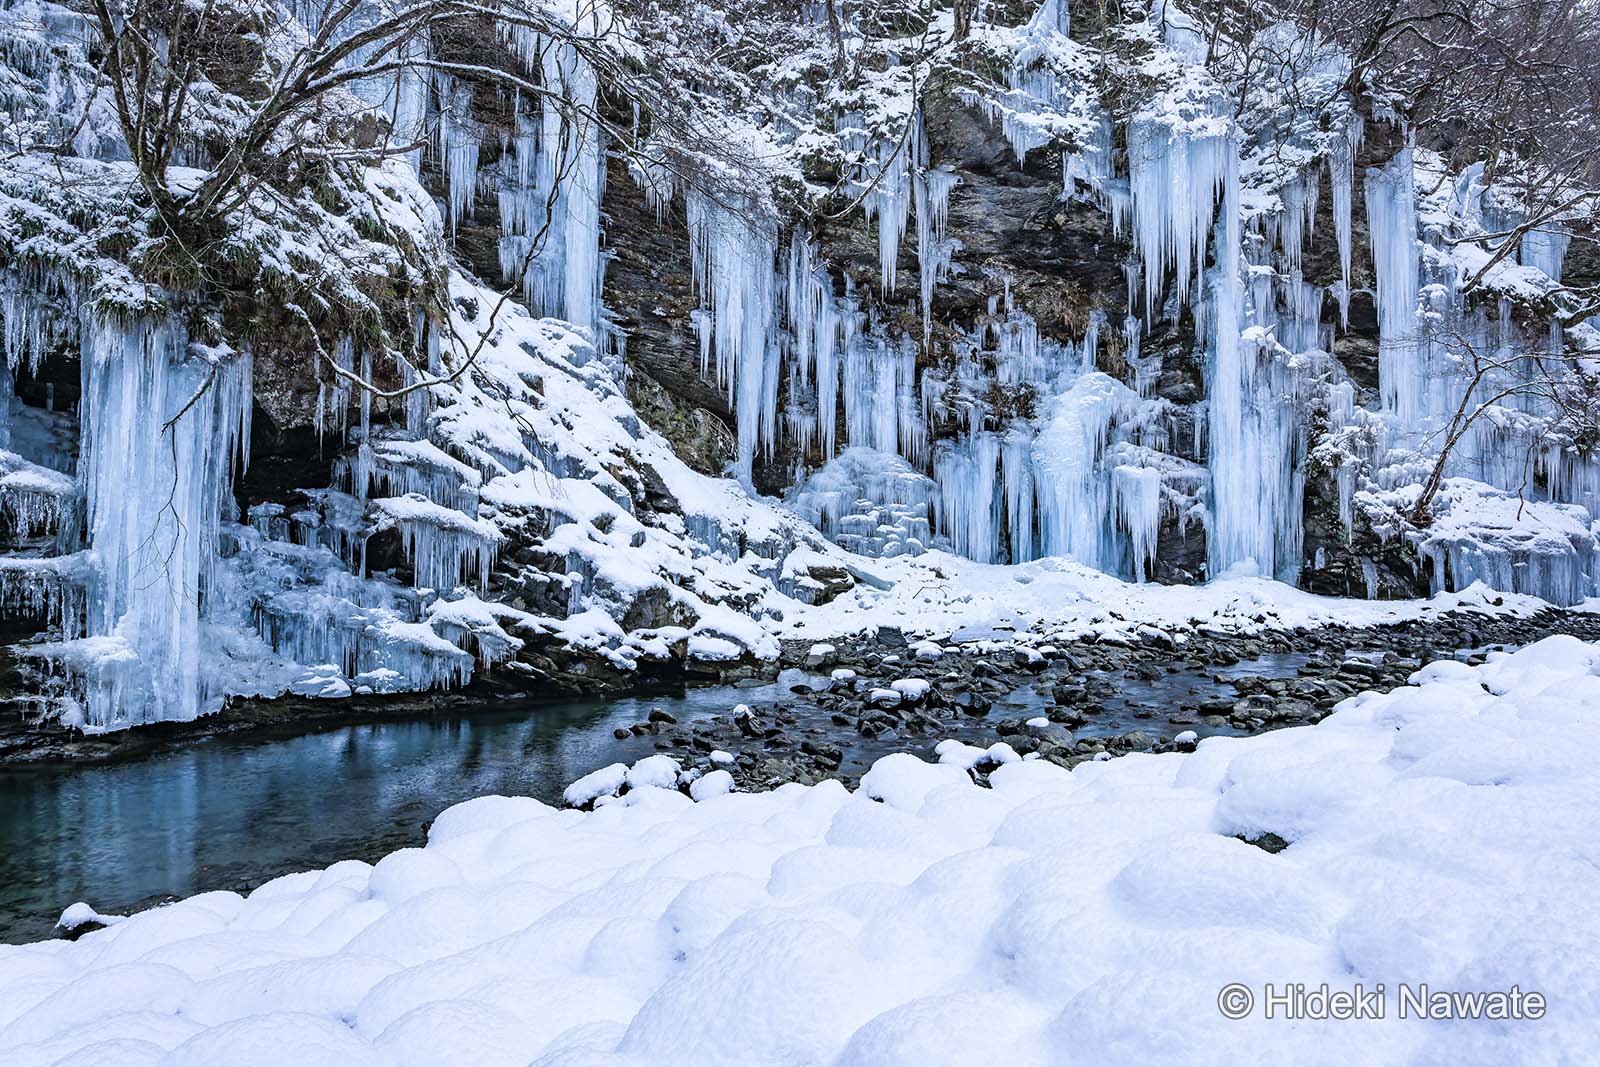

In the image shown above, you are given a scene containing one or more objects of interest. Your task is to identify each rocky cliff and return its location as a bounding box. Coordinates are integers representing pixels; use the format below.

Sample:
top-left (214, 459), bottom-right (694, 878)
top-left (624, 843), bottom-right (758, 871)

top-left (1, 0), bottom-right (1597, 730)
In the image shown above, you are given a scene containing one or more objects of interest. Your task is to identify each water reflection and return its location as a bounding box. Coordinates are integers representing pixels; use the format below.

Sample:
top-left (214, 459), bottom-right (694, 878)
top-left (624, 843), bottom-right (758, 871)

top-left (0, 654), bottom-right (1329, 943)
top-left (0, 680), bottom-right (795, 943)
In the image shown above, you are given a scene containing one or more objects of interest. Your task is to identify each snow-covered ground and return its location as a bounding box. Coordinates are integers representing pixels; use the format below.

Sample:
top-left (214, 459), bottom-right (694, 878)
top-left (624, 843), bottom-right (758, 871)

top-left (4, 636), bottom-right (1599, 1065)
top-left (774, 550), bottom-right (1592, 646)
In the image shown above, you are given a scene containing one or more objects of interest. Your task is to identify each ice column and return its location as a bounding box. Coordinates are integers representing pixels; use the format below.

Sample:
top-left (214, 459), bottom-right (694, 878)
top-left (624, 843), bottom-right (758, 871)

top-left (687, 190), bottom-right (780, 485)
top-left (1207, 136), bottom-right (1300, 579)
top-left (1126, 117), bottom-right (1229, 321)
top-left (1364, 147), bottom-right (1421, 422)
top-left (61, 318), bottom-right (253, 728)
top-left (497, 29), bottom-right (606, 334)
top-left (1328, 114), bottom-right (1363, 327)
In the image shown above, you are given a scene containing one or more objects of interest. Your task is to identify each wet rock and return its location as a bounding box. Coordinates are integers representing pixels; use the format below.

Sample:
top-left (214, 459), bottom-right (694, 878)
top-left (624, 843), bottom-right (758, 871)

top-left (648, 708), bottom-right (677, 725)
top-left (1013, 649), bottom-right (1047, 671)
top-left (804, 643), bottom-right (837, 669)
top-left (1036, 743), bottom-right (1076, 768)
top-left (1026, 721), bottom-right (1076, 748)
top-left (953, 691), bottom-right (992, 717)
top-left (866, 688), bottom-right (904, 708)
top-left (875, 626), bottom-right (908, 650)
top-left (801, 739), bottom-right (843, 768)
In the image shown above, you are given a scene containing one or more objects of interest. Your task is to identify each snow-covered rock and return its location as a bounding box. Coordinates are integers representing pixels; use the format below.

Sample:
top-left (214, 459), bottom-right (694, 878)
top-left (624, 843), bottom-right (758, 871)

top-left (688, 770), bottom-right (734, 801)
top-left (624, 755), bottom-right (682, 792)
top-left (890, 678), bottom-right (932, 702)
top-left (562, 763), bottom-right (627, 807)
top-left (866, 688), bottom-right (904, 708)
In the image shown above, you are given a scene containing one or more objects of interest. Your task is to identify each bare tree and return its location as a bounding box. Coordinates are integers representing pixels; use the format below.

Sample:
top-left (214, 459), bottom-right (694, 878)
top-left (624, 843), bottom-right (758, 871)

top-left (1405, 322), bottom-right (1600, 523)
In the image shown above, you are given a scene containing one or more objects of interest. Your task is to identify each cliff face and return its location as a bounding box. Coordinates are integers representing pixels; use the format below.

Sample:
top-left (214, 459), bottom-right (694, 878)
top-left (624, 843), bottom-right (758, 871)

top-left (595, 49), bottom-right (1409, 592)
top-left (2, 0), bottom-right (1598, 730)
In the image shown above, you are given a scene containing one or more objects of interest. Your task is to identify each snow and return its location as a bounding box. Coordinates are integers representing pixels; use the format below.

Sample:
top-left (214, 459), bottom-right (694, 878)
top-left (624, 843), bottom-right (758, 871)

top-left (624, 754), bottom-right (682, 791)
top-left (688, 769), bottom-right (734, 801)
top-left (890, 678), bottom-right (932, 701)
top-left (770, 547), bottom-right (1588, 648)
top-left (54, 903), bottom-right (122, 931)
top-left (562, 763), bottom-right (627, 807)
top-left (11, 637), bottom-right (1600, 1062)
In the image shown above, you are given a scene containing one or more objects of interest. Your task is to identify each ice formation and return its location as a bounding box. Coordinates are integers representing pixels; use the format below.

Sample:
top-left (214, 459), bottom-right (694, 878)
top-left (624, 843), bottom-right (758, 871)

top-left (4, 0), bottom-right (1600, 734)
top-left (1365, 146), bottom-right (1422, 423)
top-left (746, 9), bottom-right (1600, 603)
top-left (0, 0), bottom-right (843, 728)
top-left (687, 190), bottom-right (781, 486)
top-left (497, 21), bottom-right (607, 337)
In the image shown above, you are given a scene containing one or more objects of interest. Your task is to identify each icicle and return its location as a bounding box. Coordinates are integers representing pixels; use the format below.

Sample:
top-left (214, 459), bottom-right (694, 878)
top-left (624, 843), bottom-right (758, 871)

top-left (1153, 0), bottom-right (1208, 63)
top-left (915, 167), bottom-right (960, 346)
top-left (385, 35), bottom-right (430, 172)
top-left (1521, 225), bottom-right (1570, 283)
top-left (1207, 134), bottom-right (1301, 580)
top-left (837, 109), bottom-right (922, 296)
top-left (1113, 465), bottom-right (1162, 582)
top-left (1028, 0), bottom-right (1070, 35)
top-left (686, 190), bottom-right (779, 485)
top-left (1030, 372), bottom-right (1154, 574)
top-left (434, 73), bottom-right (480, 232)
top-left (1328, 114), bottom-right (1363, 328)
top-left (42, 319), bottom-right (253, 728)
top-left (372, 495), bottom-right (502, 593)
top-left (495, 33), bottom-right (605, 334)
top-left (1126, 116), bottom-right (1229, 321)
top-left (1364, 147), bottom-right (1421, 422)
top-left (935, 431), bottom-right (1002, 563)
top-left (0, 449), bottom-right (79, 548)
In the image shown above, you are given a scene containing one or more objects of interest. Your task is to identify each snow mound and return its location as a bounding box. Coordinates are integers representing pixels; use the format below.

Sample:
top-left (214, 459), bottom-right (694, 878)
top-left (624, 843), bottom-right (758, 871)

top-left (5, 637), bottom-right (1600, 1064)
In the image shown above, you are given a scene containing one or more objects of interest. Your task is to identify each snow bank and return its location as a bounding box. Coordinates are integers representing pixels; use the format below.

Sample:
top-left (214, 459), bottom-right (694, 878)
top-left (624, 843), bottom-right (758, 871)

top-left (774, 548), bottom-right (1585, 648)
top-left (7, 637), bottom-right (1600, 1063)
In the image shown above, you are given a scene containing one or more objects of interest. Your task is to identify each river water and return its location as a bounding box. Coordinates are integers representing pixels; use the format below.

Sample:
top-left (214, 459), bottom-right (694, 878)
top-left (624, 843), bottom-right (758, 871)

top-left (0, 652), bottom-right (1327, 942)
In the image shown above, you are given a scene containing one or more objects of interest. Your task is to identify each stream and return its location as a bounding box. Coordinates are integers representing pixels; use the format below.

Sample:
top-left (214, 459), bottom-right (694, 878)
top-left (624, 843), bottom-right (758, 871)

top-left (0, 649), bottom-right (1366, 942)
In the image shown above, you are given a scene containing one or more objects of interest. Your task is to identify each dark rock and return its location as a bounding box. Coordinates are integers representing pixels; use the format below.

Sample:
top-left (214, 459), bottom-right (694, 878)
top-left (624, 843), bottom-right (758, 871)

top-left (875, 626), bottom-right (908, 649)
top-left (1238, 832), bottom-right (1290, 854)
top-left (1027, 721), bottom-right (1076, 747)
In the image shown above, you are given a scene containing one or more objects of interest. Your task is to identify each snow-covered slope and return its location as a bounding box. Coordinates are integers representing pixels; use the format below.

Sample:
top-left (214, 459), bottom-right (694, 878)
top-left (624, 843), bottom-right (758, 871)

top-left (5, 635), bottom-right (1598, 1064)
